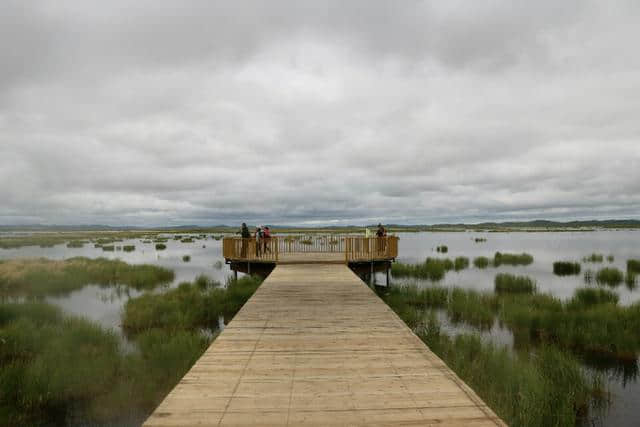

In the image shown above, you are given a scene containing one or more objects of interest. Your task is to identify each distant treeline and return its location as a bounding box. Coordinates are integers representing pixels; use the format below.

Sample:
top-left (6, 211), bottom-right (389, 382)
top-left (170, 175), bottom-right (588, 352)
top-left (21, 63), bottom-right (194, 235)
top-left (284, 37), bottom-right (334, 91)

top-left (2, 219), bottom-right (640, 233)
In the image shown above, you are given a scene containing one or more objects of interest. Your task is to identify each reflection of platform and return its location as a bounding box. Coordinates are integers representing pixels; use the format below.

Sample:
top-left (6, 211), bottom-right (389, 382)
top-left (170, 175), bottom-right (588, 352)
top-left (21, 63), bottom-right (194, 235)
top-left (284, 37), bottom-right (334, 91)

top-left (145, 264), bottom-right (505, 426)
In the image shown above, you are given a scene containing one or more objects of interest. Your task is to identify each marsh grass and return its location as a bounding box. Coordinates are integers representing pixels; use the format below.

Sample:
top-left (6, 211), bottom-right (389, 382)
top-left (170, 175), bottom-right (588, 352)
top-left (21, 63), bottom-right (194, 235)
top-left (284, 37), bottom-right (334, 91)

top-left (584, 269), bottom-right (595, 284)
top-left (122, 275), bottom-right (262, 335)
top-left (102, 245), bottom-right (115, 251)
top-left (66, 240), bottom-right (87, 248)
top-left (453, 256), bottom-right (469, 271)
top-left (416, 318), bottom-right (604, 427)
top-left (380, 278), bottom-right (640, 363)
top-left (123, 245), bottom-right (135, 252)
top-left (607, 255), bottom-right (615, 263)
top-left (625, 272), bottom-right (637, 290)
top-left (493, 252), bottom-right (534, 266)
top-left (0, 257), bottom-right (174, 296)
top-left (436, 245), bottom-right (448, 253)
top-left (155, 243), bottom-right (167, 250)
top-left (553, 261), bottom-right (581, 276)
top-left (495, 273), bottom-right (536, 294)
top-left (473, 256), bottom-right (490, 269)
top-left (595, 267), bottom-right (624, 287)
top-left (181, 238), bottom-right (194, 243)
top-left (572, 288), bottom-right (619, 306)
top-left (391, 258), bottom-right (453, 281)
top-left (583, 253), bottom-right (604, 263)
top-left (474, 237), bottom-right (487, 243)
top-left (0, 302), bottom-right (210, 426)
top-left (182, 255), bottom-right (191, 262)
top-left (628, 259), bottom-right (640, 275)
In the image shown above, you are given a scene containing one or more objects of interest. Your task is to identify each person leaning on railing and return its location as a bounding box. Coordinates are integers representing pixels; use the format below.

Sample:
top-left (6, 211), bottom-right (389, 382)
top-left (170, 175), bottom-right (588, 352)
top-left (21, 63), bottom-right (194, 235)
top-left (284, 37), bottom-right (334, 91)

top-left (376, 223), bottom-right (387, 254)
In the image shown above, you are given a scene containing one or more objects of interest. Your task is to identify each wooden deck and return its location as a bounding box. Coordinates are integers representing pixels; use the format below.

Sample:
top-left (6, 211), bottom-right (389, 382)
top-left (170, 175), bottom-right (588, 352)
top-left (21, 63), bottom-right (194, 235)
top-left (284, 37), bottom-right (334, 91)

top-left (145, 264), bottom-right (505, 426)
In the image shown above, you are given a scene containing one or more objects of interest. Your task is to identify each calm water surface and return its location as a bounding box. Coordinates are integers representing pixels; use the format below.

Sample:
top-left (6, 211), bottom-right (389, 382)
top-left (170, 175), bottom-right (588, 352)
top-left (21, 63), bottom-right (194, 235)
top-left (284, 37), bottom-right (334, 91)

top-left (1, 230), bottom-right (639, 426)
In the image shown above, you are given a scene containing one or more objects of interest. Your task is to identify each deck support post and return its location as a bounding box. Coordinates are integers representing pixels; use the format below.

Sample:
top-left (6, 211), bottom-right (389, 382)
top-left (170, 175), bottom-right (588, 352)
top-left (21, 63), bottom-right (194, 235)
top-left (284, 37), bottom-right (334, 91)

top-left (386, 264), bottom-right (390, 287)
top-left (247, 262), bottom-right (251, 275)
top-left (370, 261), bottom-right (374, 285)
top-left (234, 269), bottom-right (238, 280)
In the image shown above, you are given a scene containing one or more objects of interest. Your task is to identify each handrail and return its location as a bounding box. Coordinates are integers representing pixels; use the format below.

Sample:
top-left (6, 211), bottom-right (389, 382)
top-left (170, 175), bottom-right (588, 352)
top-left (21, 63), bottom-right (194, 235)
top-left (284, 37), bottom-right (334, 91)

top-left (222, 235), bottom-right (398, 262)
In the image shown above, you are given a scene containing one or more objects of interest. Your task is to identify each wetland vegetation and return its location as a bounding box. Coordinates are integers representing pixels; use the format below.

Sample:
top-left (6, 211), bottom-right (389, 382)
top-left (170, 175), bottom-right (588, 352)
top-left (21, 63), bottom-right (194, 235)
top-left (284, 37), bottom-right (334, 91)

top-left (0, 257), bottom-right (174, 296)
top-left (553, 261), bottom-right (581, 276)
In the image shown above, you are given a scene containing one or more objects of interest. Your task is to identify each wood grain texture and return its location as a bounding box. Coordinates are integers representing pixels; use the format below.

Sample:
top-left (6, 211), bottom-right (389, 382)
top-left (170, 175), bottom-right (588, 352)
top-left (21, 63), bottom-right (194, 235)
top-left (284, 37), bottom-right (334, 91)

top-left (144, 264), bottom-right (506, 426)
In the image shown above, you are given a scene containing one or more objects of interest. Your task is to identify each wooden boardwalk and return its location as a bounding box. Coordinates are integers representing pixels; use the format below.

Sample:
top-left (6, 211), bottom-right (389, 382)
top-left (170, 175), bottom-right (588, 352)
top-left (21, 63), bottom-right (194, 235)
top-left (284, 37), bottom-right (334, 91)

top-left (145, 264), bottom-right (505, 426)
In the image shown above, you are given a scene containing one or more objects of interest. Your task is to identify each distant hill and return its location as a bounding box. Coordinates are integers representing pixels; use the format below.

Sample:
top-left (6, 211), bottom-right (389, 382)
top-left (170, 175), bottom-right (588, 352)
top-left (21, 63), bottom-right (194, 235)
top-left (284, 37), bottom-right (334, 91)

top-left (1, 219), bottom-right (639, 232)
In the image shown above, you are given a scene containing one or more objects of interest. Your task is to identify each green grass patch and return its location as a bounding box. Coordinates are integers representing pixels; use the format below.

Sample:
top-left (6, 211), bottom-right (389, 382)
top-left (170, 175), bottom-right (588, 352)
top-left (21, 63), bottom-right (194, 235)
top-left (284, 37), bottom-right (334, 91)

top-left (628, 259), bottom-right (640, 274)
top-left (66, 240), bottom-right (86, 248)
top-left (493, 252), bottom-right (534, 266)
top-left (453, 256), bottom-right (469, 271)
top-left (495, 273), bottom-right (536, 294)
top-left (553, 261), bottom-right (581, 276)
top-left (0, 257), bottom-right (174, 296)
top-left (595, 267), bottom-right (624, 287)
top-left (102, 245), bottom-right (115, 251)
top-left (391, 258), bottom-right (453, 281)
top-left (123, 245), bottom-right (135, 252)
top-left (583, 253), bottom-right (604, 263)
top-left (473, 256), bottom-right (490, 269)
top-left (571, 288), bottom-right (619, 306)
top-left (122, 275), bottom-right (262, 336)
top-left (0, 302), bottom-right (209, 426)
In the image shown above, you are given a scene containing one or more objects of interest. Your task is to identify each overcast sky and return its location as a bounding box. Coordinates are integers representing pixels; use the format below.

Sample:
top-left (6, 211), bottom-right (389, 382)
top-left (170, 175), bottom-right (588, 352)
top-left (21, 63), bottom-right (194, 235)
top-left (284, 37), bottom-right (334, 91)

top-left (1, 1), bottom-right (639, 226)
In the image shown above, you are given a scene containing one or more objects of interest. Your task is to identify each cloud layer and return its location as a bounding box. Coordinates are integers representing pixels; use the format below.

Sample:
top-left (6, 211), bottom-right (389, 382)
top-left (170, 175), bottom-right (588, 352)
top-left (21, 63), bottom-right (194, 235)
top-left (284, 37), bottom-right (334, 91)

top-left (1, 1), bottom-right (639, 226)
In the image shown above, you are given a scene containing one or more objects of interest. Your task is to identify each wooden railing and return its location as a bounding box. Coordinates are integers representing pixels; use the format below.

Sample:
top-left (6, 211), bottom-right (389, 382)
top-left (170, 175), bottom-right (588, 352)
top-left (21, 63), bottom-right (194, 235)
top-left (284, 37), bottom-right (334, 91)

top-left (222, 235), bottom-right (398, 263)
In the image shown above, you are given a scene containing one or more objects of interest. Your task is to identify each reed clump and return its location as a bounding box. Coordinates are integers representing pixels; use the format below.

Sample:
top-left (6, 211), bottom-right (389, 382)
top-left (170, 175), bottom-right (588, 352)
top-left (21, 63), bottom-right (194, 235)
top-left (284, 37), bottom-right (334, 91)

top-left (553, 261), bottom-right (581, 276)
top-left (495, 273), bottom-right (536, 294)
top-left (473, 256), bottom-right (490, 269)
top-left (182, 255), bottom-right (191, 262)
top-left (155, 243), bottom-right (167, 250)
top-left (181, 238), bottom-right (194, 243)
top-left (474, 237), bottom-right (487, 243)
top-left (583, 253), bottom-right (604, 263)
top-left (102, 245), bottom-right (115, 251)
top-left (493, 252), bottom-right (534, 266)
top-left (436, 245), bottom-right (448, 253)
top-left (595, 267), bottom-right (624, 287)
top-left (607, 255), bottom-right (615, 263)
top-left (628, 259), bottom-right (640, 275)
top-left (0, 257), bottom-right (174, 296)
top-left (453, 256), bottom-right (469, 271)
top-left (123, 245), bottom-right (135, 252)
top-left (391, 258), bottom-right (453, 281)
top-left (66, 240), bottom-right (87, 248)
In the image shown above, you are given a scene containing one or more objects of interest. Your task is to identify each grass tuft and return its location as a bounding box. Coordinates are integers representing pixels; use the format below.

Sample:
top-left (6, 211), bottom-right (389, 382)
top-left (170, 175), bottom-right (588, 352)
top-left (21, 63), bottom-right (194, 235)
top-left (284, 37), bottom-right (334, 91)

top-left (473, 256), bottom-right (490, 269)
top-left (553, 261), bottom-right (581, 276)
top-left (494, 273), bottom-right (536, 294)
top-left (583, 253), bottom-right (604, 263)
top-left (494, 252), bottom-right (534, 266)
top-left (595, 267), bottom-right (624, 287)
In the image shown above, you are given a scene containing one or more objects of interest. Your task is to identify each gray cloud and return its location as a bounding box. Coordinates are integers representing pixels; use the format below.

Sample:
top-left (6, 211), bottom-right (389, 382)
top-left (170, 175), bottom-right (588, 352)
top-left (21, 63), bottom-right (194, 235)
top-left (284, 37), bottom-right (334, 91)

top-left (1, 1), bottom-right (639, 226)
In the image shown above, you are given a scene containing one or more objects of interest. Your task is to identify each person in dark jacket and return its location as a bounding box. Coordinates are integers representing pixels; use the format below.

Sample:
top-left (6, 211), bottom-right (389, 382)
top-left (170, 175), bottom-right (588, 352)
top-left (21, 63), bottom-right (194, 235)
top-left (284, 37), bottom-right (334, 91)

top-left (240, 223), bottom-right (250, 257)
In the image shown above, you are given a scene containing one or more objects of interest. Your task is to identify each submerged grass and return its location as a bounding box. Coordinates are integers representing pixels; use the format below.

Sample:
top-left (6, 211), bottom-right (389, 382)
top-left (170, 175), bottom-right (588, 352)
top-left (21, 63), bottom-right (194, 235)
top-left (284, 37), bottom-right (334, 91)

top-left (493, 252), bottom-right (534, 266)
top-left (0, 257), bottom-right (174, 296)
top-left (453, 256), bottom-right (469, 271)
top-left (553, 261), bottom-right (581, 276)
top-left (495, 273), bottom-right (536, 294)
top-left (572, 288), bottom-right (619, 306)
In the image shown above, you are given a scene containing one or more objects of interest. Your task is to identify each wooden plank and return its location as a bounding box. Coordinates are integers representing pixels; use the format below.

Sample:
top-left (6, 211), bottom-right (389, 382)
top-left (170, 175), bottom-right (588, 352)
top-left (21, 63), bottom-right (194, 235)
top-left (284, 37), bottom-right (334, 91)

top-left (144, 264), bottom-right (506, 427)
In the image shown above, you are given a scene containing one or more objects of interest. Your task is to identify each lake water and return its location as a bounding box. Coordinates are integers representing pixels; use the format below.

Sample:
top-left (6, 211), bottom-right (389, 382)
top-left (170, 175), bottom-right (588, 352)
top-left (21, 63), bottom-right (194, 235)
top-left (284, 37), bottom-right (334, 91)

top-left (1, 230), bottom-right (639, 426)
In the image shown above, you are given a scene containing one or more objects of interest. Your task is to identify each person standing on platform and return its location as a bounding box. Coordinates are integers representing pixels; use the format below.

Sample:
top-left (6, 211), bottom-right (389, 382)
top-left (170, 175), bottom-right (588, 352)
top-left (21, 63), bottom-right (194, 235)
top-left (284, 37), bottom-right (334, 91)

top-left (239, 223), bottom-right (250, 258)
